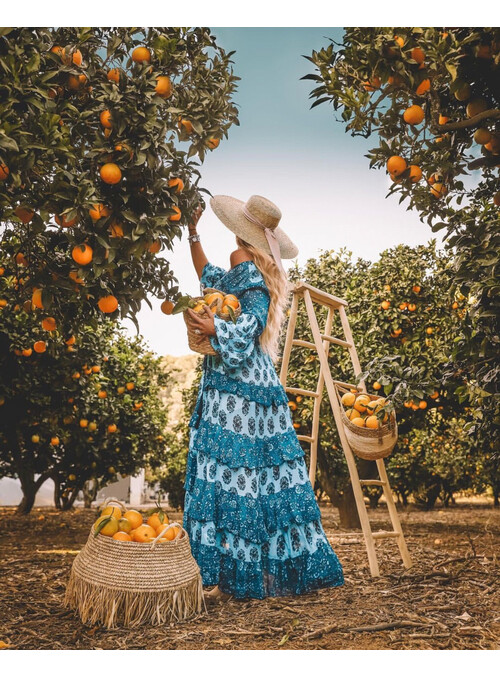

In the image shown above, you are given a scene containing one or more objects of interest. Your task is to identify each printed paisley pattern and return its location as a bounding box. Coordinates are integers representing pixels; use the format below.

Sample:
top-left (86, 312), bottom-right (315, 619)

top-left (183, 260), bottom-right (344, 598)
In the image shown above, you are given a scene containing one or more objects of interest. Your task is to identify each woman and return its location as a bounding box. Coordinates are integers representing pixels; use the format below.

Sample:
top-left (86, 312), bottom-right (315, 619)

top-left (183, 194), bottom-right (344, 600)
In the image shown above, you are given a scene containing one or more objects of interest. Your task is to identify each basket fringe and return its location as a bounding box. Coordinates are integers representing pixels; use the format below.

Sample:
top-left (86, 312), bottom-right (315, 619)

top-left (64, 570), bottom-right (205, 629)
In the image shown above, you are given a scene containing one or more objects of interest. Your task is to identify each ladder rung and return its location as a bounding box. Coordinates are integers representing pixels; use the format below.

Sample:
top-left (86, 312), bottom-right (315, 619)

top-left (292, 339), bottom-right (316, 350)
top-left (320, 333), bottom-right (352, 348)
top-left (297, 435), bottom-right (315, 443)
top-left (294, 281), bottom-right (348, 308)
top-left (332, 379), bottom-right (359, 391)
top-left (285, 387), bottom-right (319, 398)
top-left (371, 531), bottom-right (401, 540)
top-left (360, 480), bottom-right (386, 487)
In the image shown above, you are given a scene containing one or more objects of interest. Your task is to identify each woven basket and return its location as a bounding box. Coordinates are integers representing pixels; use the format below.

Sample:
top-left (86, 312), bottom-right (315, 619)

top-left (63, 499), bottom-right (205, 629)
top-left (336, 385), bottom-right (398, 461)
top-left (184, 287), bottom-right (241, 356)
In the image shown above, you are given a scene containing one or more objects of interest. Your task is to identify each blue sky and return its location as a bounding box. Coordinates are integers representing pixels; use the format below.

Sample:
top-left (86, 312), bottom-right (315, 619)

top-left (122, 27), bottom-right (441, 356)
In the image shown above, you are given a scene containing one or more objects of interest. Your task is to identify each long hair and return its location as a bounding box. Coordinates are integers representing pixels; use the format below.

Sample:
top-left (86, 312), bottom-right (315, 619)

top-left (235, 236), bottom-right (289, 362)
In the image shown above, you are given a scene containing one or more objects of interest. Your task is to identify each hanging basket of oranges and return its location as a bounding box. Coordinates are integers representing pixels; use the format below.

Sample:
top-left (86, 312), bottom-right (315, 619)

top-left (172, 287), bottom-right (242, 355)
top-left (63, 498), bottom-right (204, 629)
top-left (336, 386), bottom-right (398, 461)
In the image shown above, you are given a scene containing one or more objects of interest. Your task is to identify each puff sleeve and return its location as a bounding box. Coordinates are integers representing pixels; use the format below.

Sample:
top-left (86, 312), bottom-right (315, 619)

top-left (209, 286), bottom-right (270, 370)
top-left (200, 262), bottom-right (226, 290)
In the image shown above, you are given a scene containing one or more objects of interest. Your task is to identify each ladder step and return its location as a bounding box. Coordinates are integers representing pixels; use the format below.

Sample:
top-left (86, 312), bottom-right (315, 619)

top-left (292, 339), bottom-right (316, 350)
top-left (285, 387), bottom-right (319, 398)
top-left (360, 480), bottom-right (386, 487)
top-left (332, 379), bottom-right (359, 391)
top-left (297, 435), bottom-right (315, 443)
top-left (371, 531), bottom-right (401, 540)
top-left (320, 333), bottom-right (352, 348)
top-left (294, 281), bottom-right (348, 309)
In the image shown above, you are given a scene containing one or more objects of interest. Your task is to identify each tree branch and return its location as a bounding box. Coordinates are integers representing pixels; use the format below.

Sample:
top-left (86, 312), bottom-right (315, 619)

top-left (467, 155), bottom-right (500, 171)
top-left (439, 109), bottom-right (500, 132)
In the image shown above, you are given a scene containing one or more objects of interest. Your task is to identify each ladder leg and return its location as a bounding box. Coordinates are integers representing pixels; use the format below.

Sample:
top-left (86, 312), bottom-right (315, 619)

top-left (376, 459), bottom-right (413, 569)
top-left (303, 290), bottom-right (380, 577)
top-left (279, 291), bottom-right (299, 386)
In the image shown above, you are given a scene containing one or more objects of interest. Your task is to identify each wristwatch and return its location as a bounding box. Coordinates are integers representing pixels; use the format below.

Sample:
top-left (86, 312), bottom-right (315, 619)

top-left (188, 232), bottom-right (200, 244)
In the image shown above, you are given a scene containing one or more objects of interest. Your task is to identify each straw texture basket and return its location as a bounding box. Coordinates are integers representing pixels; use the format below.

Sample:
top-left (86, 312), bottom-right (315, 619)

top-left (184, 287), bottom-right (241, 356)
top-left (336, 385), bottom-right (398, 461)
top-left (63, 500), bottom-right (205, 629)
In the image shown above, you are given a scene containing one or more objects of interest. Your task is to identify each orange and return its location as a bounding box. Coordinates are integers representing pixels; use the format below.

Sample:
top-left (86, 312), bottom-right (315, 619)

top-left (380, 300), bottom-right (390, 310)
top-left (204, 292), bottom-right (224, 306)
top-left (132, 46), bottom-right (151, 63)
top-left (148, 240), bottom-right (161, 254)
top-left (419, 400), bottom-right (427, 409)
top-left (147, 512), bottom-right (170, 531)
top-left (206, 137), bottom-right (220, 149)
top-left (107, 423), bottom-right (117, 433)
top-left (168, 177), bottom-right (184, 193)
top-left (132, 525), bottom-right (157, 542)
top-left (62, 47), bottom-right (82, 66)
top-left (114, 143), bottom-right (133, 158)
top-left (403, 105), bottom-right (424, 125)
top-left (0, 163), bottom-right (9, 181)
top-left (69, 271), bottom-right (84, 284)
top-left (454, 82), bottom-right (471, 101)
top-left (474, 128), bottom-right (491, 145)
top-left (98, 295), bottom-right (119, 313)
top-left (94, 515), bottom-right (119, 537)
top-left (430, 391), bottom-right (439, 399)
top-left (89, 203), bottom-right (111, 222)
top-left (22, 348), bottom-right (32, 357)
top-left (92, 365), bottom-right (100, 373)
top-left (31, 288), bottom-right (44, 310)
top-left (223, 294), bottom-right (239, 310)
top-left (80, 419), bottom-right (88, 428)
top-left (353, 394), bottom-right (371, 413)
top-left (41, 317), bottom-right (57, 332)
top-left (100, 110), bottom-right (113, 129)
top-left (50, 436), bottom-right (60, 445)
top-left (351, 417), bottom-right (366, 427)
top-left (387, 73), bottom-right (404, 86)
top-left (288, 401), bottom-right (297, 411)
top-left (113, 531), bottom-right (132, 541)
top-left (408, 165), bottom-right (422, 183)
top-left (133, 401), bottom-right (143, 410)
top-left (430, 182), bottom-right (448, 199)
top-left (373, 381), bottom-right (382, 391)
top-left (387, 156), bottom-right (407, 177)
top-left (14, 206), bottom-right (35, 223)
top-left (412, 285), bottom-right (421, 293)
top-left (362, 76), bottom-right (381, 92)
top-left (160, 525), bottom-right (181, 540)
top-left (67, 74), bottom-right (87, 90)
top-left (117, 386), bottom-right (126, 394)
top-left (50, 45), bottom-right (64, 57)
top-left (98, 390), bottom-right (107, 399)
top-left (466, 98), bottom-right (488, 119)
top-left (88, 422), bottom-right (97, 431)
top-left (72, 372), bottom-right (80, 379)
top-left (109, 221), bottom-right (124, 238)
top-left (408, 303), bottom-right (417, 312)
top-left (178, 118), bottom-right (194, 134)
top-left (426, 327), bottom-right (434, 335)
top-left (33, 340), bottom-right (46, 353)
top-left (365, 415), bottom-right (380, 429)
top-left (438, 114), bottom-right (449, 125)
top-left (484, 136), bottom-right (500, 154)
top-left (123, 511), bottom-right (143, 530)
top-left (415, 78), bottom-right (431, 95)
top-left (293, 422), bottom-right (300, 430)
top-left (72, 244), bottom-right (93, 266)
top-left (100, 163), bottom-right (122, 185)
top-left (55, 213), bottom-right (78, 228)
top-left (341, 392), bottom-right (356, 407)
top-left (411, 47), bottom-right (425, 64)
top-left (161, 300), bottom-right (175, 315)
top-left (101, 506), bottom-right (122, 520)
top-left (107, 68), bottom-right (121, 83)
top-left (126, 382), bottom-right (134, 390)
top-left (169, 206), bottom-right (181, 221)
top-left (155, 75), bottom-right (172, 97)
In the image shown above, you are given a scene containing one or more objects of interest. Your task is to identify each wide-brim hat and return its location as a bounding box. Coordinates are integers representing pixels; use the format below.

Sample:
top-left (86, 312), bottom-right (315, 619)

top-left (210, 194), bottom-right (299, 260)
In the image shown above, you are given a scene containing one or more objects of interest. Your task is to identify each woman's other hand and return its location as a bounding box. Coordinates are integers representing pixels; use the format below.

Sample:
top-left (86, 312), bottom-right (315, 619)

top-left (189, 205), bottom-right (204, 233)
top-left (186, 304), bottom-right (216, 336)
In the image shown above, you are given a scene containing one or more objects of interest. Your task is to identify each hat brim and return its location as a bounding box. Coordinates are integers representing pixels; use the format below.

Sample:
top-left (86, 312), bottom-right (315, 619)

top-left (210, 195), bottom-right (299, 259)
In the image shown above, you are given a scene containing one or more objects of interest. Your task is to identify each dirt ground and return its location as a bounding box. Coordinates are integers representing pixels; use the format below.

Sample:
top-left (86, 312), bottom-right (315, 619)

top-left (0, 502), bottom-right (498, 650)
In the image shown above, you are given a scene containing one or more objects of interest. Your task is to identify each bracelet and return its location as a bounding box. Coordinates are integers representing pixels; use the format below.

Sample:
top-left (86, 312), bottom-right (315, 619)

top-left (188, 233), bottom-right (201, 244)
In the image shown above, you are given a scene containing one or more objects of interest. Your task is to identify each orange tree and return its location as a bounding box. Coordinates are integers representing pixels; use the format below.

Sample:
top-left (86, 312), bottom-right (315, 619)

top-left (0, 265), bottom-right (169, 512)
top-left (0, 27), bottom-right (239, 327)
top-left (303, 27), bottom-right (499, 457)
top-left (282, 244), bottom-right (471, 527)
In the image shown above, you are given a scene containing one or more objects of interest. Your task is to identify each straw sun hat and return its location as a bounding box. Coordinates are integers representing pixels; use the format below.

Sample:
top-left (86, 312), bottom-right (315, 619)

top-left (210, 194), bottom-right (299, 273)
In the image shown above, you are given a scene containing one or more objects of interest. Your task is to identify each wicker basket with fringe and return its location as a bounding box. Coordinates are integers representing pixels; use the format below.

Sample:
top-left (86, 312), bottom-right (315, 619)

top-left (63, 501), bottom-right (205, 629)
top-left (184, 287), bottom-right (241, 355)
top-left (336, 385), bottom-right (398, 461)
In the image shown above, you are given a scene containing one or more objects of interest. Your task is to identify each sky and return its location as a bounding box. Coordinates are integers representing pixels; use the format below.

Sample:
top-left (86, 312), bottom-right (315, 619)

top-left (121, 27), bottom-right (443, 357)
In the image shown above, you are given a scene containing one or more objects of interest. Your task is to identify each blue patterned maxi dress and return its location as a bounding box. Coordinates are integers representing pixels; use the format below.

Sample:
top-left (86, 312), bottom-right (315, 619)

top-left (183, 260), bottom-right (344, 598)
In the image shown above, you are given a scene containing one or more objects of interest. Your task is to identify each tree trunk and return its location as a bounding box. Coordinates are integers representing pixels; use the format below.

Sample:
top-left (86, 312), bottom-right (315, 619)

top-left (316, 444), bottom-right (362, 529)
top-left (83, 478), bottom-right (99, 508)
top-left (16, 471), bottom-right (51, 514)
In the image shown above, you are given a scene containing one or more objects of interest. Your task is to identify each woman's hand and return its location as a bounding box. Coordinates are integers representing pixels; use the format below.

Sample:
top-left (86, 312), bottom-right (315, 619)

top-left (186, 305), bottom-right (216, 336)
top-left (189, 205), bottom-right (204, 233)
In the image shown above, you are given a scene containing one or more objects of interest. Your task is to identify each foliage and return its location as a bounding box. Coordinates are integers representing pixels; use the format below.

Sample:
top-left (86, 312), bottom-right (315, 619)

top-left (304, 27), bottom-right (499, 450)
top-left (0, 27), bottom-right (239, 326)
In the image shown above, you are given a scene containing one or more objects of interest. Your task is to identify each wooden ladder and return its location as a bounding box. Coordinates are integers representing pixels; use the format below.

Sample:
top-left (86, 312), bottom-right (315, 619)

top-left (279, 281), bottom-right (412, 577)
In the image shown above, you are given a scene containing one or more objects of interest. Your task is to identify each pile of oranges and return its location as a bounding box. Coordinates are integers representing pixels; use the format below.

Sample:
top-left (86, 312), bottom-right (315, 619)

top-left (93, 504), bottom-right (182, 544)
top-left (340, 391), bottom-right (390, 429)
top-left (164, 289), bottom-right (241, 321)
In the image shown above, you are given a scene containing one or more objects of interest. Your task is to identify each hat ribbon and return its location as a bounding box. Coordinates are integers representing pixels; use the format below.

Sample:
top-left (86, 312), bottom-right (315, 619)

top-left (242, 206), bottom-right (285, 275)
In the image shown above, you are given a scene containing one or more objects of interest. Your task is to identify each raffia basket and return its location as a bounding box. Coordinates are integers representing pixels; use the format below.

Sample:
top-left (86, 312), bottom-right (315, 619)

top-left (63, 499), bottom-right (205, 629)
top-left (184, 287), bottom-right (241, 356)
top-left (336, 385), bottom-right (398, 461)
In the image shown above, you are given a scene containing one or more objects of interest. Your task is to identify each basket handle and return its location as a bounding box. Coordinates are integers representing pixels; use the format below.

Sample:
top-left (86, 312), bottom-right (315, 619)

top-left (150, 522), bottom-right (185, 549)
top-left (99, 496), bottom-right (127, 512)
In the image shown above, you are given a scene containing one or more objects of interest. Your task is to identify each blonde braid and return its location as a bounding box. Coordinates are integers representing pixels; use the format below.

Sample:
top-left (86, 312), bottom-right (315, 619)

top-left (235, 236), bottom-right (289, 363)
